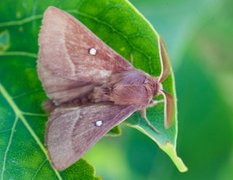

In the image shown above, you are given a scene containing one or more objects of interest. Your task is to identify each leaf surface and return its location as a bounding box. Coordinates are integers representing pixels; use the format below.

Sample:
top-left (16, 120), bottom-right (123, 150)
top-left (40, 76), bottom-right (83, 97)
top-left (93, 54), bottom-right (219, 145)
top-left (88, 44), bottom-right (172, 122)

top-left (0, 0), bottom-right (186, 178)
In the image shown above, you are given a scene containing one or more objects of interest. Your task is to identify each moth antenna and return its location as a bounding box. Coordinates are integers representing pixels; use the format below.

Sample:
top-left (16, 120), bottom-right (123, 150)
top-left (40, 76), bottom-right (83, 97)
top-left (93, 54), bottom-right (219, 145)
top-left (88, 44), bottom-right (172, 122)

top-left (160, 90), bottom-right (174, 128)
top-left (158, 36), bottom-right (171, 83)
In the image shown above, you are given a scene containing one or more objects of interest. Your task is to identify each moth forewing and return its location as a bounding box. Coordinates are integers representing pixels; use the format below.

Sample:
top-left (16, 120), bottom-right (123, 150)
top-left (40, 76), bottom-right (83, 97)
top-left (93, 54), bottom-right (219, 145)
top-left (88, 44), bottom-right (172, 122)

top-left (38, 6), bottom-right (133, 106)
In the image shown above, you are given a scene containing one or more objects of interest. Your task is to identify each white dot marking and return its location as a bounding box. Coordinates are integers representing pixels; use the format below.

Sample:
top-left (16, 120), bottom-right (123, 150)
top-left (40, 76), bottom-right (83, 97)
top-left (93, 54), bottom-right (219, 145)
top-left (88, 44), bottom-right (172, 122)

top-left (95, 120), bottom-right (103, 127)
top-left (89, 48), bottom-right (97, 55)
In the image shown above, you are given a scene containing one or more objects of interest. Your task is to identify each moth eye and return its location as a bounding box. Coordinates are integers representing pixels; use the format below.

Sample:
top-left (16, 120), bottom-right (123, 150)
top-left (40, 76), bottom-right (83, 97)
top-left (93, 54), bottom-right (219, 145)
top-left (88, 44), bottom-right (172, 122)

top-left (88, 47), bottom-right (97, 56)
top-left (95, 120), bottom-right (103, 127)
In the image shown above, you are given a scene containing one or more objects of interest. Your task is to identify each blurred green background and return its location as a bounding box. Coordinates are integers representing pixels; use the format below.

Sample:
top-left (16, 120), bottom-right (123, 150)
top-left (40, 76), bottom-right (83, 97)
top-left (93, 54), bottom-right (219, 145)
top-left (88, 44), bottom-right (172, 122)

top-left (84, 0), bottom-right (233, 179)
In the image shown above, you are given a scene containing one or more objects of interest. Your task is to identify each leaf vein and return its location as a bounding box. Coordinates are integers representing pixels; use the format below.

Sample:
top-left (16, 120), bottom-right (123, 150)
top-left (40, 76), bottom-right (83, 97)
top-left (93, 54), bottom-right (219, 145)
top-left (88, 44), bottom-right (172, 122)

top-left (0, 51), bottom-right (37, 59)
top-left (0, 15), bottom-right (42, 28)
top-left (31, 159), bottom-right (47, 180)
top-left (0, 84), bottom-right (62, 180)
top-left (1, 116), bottom-right (18, 180)
top-left (12, 88), bottom-right (43, 100)
top-left (22, 112), bottom-right (46, 117)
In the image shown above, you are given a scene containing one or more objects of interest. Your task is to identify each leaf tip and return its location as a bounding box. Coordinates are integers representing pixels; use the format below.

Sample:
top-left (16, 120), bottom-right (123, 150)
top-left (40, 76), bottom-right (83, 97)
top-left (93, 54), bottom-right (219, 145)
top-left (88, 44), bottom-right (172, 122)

top-left (161, 142), bottom-right (188, 173)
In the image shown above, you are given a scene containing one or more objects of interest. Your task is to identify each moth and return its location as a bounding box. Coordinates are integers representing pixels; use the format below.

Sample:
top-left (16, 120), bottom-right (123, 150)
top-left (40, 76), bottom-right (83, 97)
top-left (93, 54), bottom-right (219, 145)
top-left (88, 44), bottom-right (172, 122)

top-left (38, 6), bottom-right (174, 170)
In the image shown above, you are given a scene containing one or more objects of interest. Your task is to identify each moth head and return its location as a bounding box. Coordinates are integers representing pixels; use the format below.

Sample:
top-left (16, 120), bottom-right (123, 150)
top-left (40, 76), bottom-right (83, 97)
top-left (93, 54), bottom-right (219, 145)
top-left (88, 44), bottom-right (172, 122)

top-left (148, 77), bottom-right (162, 96)
top-left (145, 75), bottom-right (174, 129)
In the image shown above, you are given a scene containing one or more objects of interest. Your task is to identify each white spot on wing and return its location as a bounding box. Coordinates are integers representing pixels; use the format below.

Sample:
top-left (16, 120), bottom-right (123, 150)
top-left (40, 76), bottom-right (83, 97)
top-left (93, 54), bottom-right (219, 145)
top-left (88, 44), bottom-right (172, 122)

top-left (89, 48), bottom-right (97, 55)
top-left (95, 120), bottom-right (103, 127)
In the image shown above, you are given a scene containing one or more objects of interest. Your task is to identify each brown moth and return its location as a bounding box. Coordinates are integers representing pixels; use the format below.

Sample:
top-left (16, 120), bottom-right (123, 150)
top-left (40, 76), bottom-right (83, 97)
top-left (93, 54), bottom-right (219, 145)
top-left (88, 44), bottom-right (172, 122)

top-left (38, 6), bottom-right (174, 170)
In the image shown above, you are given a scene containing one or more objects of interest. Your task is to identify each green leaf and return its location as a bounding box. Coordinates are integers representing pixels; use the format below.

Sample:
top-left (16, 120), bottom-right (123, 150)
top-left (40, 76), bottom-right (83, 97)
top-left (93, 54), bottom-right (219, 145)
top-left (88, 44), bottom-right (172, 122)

top-left (0, 0), bottom-right (186, 178)
top-left (107, 126), bottom-right (121, 137)
top-left (0, 30), bottom-right (10, 51)
top-left (70, 0), bottom-right (186, 172)
top-left (61, 159), bottom-right (100, 180)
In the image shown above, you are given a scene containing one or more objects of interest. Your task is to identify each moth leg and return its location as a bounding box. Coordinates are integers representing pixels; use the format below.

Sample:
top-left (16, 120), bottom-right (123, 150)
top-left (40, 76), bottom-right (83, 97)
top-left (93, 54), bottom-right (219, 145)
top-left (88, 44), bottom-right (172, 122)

top-left (148, 99), bottom-right (164, 108)
top-left (140, 109), bottom-right (159, 133)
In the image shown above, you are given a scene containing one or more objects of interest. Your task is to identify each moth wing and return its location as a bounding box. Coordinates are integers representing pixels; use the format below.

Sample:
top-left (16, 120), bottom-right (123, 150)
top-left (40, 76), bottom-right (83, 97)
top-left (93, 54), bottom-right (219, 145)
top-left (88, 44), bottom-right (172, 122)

top-left (161, 90), bottom-right (175, 128)
top-left (38, 6), bottom-right (133, 105)
top-left (46, 103), bottom-right (138, 170)
top-left (158, 37), bottom-right (171, 82)
top-left (158, 37), bottom-right (175, 128)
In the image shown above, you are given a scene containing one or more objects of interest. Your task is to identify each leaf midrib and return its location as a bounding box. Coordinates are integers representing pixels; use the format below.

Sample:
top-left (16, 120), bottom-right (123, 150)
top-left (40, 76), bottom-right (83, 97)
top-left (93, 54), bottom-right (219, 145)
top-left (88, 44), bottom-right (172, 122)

top-left (0, 84), bottom-right (62, 180)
